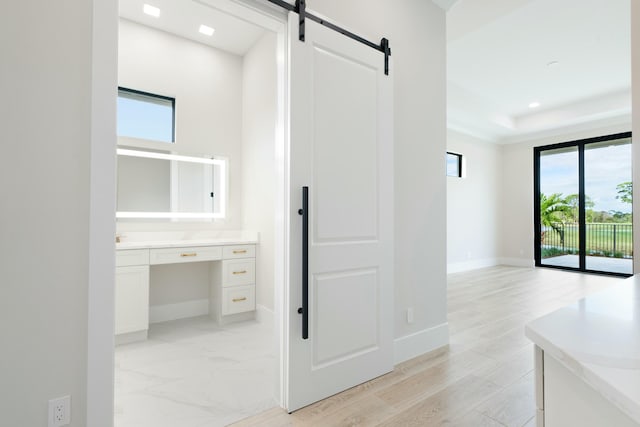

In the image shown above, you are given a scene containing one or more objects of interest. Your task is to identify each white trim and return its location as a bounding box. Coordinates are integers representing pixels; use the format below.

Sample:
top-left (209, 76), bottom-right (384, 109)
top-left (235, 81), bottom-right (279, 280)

top-left (87, 0), bottom-right (118, 425)
top-left (431, 0), bottom-right (460, 12)
top-left (194, 0), bottom-right (286, 32)
top-left (499, 257), bottom-right (536, 268)
top-left (447, 258), bottom-right (499, 274)
top-left (275, 16), bottom-right (289, 410)
top-left (149, 299), bottom-right (210, 324)
top-left (393, 323), bottom-right (449, 365)
top-left (256, 303), bottom-right (275, 325)
top-left (115, 330), bottom-right (148, 346)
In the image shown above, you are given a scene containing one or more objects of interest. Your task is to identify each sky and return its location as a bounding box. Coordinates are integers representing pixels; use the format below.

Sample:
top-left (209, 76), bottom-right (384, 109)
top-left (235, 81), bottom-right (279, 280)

top-left (540, 140), bottom-right (632, 214)
top-left (117, 94), bottom-right (173, 143)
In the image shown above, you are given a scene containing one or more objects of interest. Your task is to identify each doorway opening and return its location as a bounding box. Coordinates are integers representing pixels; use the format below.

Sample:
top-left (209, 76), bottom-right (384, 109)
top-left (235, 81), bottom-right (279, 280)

top-left (113, 1), bottom-right (287, 426)
top-left (534, 132), bottom-right (633, 276)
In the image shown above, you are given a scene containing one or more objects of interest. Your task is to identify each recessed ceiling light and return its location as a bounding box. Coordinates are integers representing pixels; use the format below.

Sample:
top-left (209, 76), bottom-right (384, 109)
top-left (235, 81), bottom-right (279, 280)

top-left (199, 24), bottom-right (215, 36)
top-left (143, 4), bottom-right (160, 17)
top-left (529, 102), bottom-right (541, 109)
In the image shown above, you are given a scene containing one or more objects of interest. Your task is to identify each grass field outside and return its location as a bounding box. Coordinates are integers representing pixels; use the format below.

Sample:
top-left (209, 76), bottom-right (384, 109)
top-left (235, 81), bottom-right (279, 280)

top-left (542, 222), bottom-right (633, 259)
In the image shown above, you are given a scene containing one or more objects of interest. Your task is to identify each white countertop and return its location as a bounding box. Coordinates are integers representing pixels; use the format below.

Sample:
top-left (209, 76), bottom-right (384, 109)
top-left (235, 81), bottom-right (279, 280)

top-left (525, 275), bottom-right (640, 423)
top-left (115, 230), bottom-right (257, 250)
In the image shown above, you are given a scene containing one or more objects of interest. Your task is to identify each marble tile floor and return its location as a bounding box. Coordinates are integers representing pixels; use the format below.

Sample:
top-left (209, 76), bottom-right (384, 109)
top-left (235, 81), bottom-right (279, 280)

top-left (114, 316), bottom-right (277, 427)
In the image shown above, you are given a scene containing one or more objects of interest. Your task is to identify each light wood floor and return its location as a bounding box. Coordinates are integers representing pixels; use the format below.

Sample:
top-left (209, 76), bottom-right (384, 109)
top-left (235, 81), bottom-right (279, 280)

top-left (230, 266), bottom-right (626, 427)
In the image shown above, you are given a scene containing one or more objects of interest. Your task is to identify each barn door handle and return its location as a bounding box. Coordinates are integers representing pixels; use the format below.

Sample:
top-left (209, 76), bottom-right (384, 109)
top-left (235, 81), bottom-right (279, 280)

top-left (297, 186), bottom-right (309, 340)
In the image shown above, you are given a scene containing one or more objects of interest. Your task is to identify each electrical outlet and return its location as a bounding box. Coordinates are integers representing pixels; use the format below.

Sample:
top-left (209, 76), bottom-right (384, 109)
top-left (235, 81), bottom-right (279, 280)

top-left (406, 307), bottom-right (414, 324)
top-left (48, 395), bottom-right (70, 427)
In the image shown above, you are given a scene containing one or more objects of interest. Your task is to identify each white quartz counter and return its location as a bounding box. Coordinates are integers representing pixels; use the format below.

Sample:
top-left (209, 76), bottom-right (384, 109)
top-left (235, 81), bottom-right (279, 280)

top-left (525, 275), bottom-right (640, 423)
top-left (115, 230), bottom-right (258, 250)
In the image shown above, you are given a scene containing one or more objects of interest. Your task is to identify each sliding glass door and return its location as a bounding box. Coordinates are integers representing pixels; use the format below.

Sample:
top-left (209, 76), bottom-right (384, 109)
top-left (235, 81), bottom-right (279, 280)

top-left (535, 132), bottom-right (632, 276)
top-left (537, 146), bottom-right (580, 269)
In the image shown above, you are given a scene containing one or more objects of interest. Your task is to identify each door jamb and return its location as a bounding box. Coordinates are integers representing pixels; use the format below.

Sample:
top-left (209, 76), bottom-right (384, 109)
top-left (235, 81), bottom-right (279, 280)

top-left (87, 1), bottom-right (291, 425)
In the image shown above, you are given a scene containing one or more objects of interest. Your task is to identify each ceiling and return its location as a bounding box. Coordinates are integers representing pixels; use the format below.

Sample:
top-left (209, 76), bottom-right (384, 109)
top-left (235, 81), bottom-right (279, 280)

top-left (119, 0), bottom-right (267, 56)
top-left (120, 0), bottom-right (631, 144)
top-left (446, 0), bottom-right (631, 143)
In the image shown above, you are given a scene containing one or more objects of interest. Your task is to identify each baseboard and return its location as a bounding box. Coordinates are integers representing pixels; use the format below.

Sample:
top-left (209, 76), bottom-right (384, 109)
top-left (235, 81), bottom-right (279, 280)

top-left (394, 323), bottom-right (449, 365)
top-left (149, 298), bottom-right (209, 324)
top-left (219, 310), bottom-right (255, 325)
top-left (498, 257), bottom-right (535, 268)
top-left (115, 330), bottom-right (148, 346)
top-left (256, 304), bottom-right (274, 325)
top-left (447, 258), bottom-right (499, 274)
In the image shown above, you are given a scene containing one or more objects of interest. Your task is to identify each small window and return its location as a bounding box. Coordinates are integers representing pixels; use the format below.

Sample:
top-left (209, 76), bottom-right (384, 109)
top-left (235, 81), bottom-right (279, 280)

top-left (117, 87), bottom-right (175, 143)
top-left (447, 152), bottom-right (462, 177)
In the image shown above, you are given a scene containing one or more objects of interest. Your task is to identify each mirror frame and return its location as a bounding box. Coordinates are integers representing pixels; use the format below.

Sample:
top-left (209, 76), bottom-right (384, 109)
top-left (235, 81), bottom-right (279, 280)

top-left (116, 148), bottom-right (227, 219)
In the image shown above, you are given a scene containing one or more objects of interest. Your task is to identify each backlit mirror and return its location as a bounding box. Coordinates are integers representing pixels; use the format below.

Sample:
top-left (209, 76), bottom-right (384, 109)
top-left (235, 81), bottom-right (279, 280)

top-left (116, 148), bottom-right (226, 220)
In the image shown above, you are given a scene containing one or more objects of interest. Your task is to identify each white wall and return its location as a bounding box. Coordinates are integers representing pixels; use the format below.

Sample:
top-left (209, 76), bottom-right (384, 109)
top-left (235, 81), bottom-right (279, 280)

top-left (118, 19), bottom-right (244, 230)
top-left (311, 0), bottom-right (448, 361)
top-left (0, 1), bottom-right (111, 425)
top-left (500, 123), bottom-right (631, 266)
top-left (241, 32), bottom-right (278, 313)
top-left (447, 131), bottom-right (502, 273)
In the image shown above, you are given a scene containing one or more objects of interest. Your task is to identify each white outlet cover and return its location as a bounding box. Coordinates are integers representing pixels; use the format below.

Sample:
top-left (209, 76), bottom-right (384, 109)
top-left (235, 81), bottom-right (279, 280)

top-left (48, 395), bottom-right (71, 427)
top-left (406, 307), bottom-right (414, 324)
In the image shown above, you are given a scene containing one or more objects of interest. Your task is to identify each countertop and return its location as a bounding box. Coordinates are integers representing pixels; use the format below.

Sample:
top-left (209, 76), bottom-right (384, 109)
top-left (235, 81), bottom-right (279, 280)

top-left (115, 231), bottom-right (258, 250)
top-left (525, 275), bottom-right (640, 423)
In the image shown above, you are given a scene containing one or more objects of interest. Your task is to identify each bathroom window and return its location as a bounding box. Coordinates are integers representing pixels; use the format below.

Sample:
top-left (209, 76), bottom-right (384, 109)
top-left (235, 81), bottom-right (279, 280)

top-left (117, 87), bottom-right (175, 143)
top-left (447, 152), bottom-right (463, 177)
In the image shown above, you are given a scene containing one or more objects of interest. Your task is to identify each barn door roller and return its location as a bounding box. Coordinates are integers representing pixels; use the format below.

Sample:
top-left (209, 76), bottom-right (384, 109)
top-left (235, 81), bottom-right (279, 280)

top-left (265, 0), bottom-right (391, 75)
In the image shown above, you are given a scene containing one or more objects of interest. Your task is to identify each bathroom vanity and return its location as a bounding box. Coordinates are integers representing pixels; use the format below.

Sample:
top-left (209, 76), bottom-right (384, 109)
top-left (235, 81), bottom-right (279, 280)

top-left (115, 232), bottom-right (257, 344)
top-left (525, 276), bottom-right (640, 427)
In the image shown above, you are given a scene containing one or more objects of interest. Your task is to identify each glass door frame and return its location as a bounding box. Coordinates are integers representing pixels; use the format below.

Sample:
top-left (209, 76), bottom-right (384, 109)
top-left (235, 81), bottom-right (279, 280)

top-left (534, 131), bottom-right (632, 277)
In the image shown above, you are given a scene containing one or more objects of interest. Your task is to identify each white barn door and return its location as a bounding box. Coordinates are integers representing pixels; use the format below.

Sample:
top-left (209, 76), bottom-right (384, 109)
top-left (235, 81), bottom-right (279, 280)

top-left (286, 11), bottom-right (394, 412)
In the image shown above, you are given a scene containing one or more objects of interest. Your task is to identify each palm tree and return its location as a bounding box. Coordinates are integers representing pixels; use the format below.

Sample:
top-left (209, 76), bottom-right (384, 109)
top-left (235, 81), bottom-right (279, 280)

top-left (540, 193), bottom-right (571, 243)
top-left (563, 193), bottom-right (594, 223)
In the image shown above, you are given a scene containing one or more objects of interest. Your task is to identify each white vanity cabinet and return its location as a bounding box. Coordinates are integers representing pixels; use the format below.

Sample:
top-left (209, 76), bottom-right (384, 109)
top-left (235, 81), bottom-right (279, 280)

top-left (115, 241), bottom-right (257, 344)
top-left (149, 246), bottom-right (224, 265)
top-left (115, 249), bottom-right (150, 344)
top-left (534, 347), bottom-right (639, 427)
top-left (211, 244), bottom-right (256, 322)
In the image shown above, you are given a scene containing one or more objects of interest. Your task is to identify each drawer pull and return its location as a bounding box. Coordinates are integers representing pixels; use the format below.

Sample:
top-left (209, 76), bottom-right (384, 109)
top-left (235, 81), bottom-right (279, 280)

top-left (180, 253), bottom-right (197, 257)
top-left (233, 249), bottom-right (247, 254)
top-left (232, 297), bottom-right (247, 302)
top-left (232, 270), bottom-right (247, 275)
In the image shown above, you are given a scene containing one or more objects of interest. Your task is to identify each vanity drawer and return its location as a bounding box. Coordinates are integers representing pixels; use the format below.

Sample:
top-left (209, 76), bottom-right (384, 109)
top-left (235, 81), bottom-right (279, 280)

top-left (116, 249), bottom-right (149, 267)
top-left (150, 246), bottom-right (222, 265)
top-left (223, 245), bottom-right (255, 259)
top-left (222, 259), bottom-right (255, 286)
top-left (221, 285), bottom-right (255, 315)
